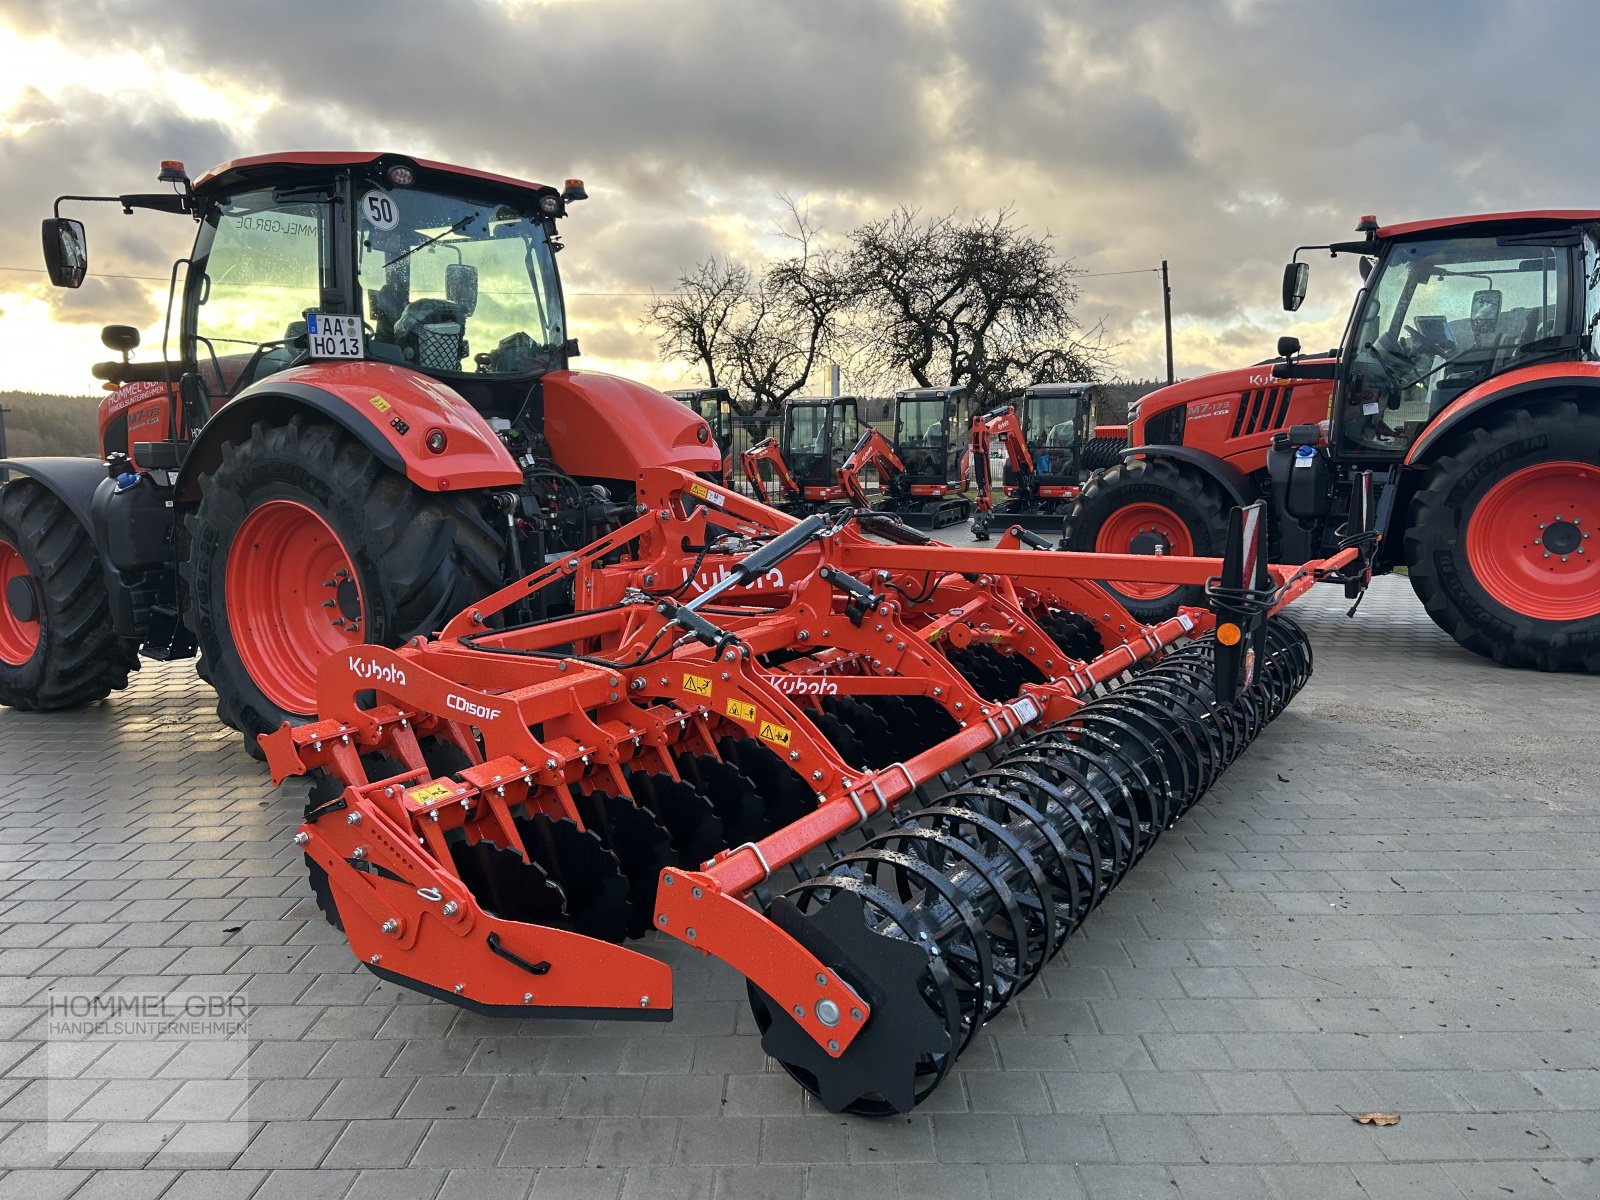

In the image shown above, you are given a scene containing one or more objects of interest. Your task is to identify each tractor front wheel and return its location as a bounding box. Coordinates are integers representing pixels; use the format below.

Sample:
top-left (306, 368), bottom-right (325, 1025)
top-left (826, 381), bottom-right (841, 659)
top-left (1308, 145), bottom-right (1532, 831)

top-left (1061, 457), bottom-right (1231, 623)
top-left (0, 480), bottom-right (139, 710)
top-left (183, 416), bottom-right (501, 753)
top-left (1405, 401), bottom-right (1600, 672)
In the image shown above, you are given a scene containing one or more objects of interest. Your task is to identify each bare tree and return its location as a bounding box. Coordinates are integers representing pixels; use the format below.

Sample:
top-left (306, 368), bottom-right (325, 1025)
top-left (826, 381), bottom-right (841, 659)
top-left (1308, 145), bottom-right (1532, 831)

top-left (646, 200), bottom-right (854, 415)
top-left (846, 207), bottom-right (1112, 406)
top-left (646, 257), bottom-right (749, 393)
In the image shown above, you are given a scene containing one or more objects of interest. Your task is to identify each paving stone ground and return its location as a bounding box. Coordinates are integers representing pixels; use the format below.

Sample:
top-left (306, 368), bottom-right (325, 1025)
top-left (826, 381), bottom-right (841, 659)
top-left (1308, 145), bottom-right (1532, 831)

top-left (0, 573), bottom-right (1597, 1199)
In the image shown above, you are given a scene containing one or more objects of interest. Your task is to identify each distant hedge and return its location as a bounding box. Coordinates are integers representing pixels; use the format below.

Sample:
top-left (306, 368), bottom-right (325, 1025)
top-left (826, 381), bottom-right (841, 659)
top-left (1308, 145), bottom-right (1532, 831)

top-left (1, 391), bottom-right (102, 458)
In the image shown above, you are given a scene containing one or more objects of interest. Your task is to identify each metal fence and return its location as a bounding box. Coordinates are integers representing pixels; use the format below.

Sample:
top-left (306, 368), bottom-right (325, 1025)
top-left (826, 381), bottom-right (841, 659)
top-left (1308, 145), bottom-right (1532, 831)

top-left (726, 415), bottom-right (776, 496)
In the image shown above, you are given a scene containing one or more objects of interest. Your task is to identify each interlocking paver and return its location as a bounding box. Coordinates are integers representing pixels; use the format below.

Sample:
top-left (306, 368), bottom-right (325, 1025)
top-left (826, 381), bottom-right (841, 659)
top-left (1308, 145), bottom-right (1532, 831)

top-left (0, 575), bottom-right (1595, 1197)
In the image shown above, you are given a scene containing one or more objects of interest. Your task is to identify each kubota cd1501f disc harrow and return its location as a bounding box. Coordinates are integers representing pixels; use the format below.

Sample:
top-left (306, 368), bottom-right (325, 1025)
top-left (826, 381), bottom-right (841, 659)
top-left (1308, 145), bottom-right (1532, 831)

top-left (261, 465), bottom-right (1367, 1114)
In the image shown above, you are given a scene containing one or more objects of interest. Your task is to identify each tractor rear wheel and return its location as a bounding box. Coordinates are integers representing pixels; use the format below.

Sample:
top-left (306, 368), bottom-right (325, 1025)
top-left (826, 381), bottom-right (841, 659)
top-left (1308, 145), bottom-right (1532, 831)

top-left (183, 415), bottom-right (501, 753)
top-left (1061, 457), bottom-right (1230, 623)
top-left (0, 479), bottom-right (139, 710)
top-left (1405, 401), bottom-right (1600, 672)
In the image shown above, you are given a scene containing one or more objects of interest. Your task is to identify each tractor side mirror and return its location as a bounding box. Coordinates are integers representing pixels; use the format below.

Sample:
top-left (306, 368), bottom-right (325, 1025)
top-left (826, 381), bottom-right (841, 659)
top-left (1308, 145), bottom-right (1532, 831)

top-left (42, 217), bottom-right (88, 288)
top-left (445, 263), bottom-right (478, 316)
top-left (1470, 288), bottom-right (1503, 334)
top-left (1281, 261), bottom-right (1309, 312)
top-left (1277, 335), bottom-right (1301, 360)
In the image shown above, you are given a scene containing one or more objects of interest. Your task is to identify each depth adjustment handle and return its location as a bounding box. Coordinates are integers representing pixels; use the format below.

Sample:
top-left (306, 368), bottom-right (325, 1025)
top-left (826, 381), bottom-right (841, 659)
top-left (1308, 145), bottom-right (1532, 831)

top-left (1008, 526), bottom-right (1056, 550)
top-left (818, 565), bottom-right (886, 627)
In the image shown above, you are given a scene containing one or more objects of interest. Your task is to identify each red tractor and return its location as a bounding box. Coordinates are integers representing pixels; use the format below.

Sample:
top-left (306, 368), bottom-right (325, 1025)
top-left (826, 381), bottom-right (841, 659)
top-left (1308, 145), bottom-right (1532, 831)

top-left (1064, 211), bottom-right (1600, 672)
top-left (0, 152), bottom-right (719, 747)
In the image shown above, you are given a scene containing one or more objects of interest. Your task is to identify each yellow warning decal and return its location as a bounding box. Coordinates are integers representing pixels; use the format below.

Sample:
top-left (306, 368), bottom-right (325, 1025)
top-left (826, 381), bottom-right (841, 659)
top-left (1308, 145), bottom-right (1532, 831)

top-left (369, 395), bottom-right (392, 413)
top-left (682, 673), bottom-right (713, 697)
top-left (759, 720), bottom-right (792, 749)
top-left (726, 698), bottom-right (756, 723)
top-left (406, 783), bottom-right (453, 806)
top-left (927, 626), bottom-right (944, 641)
top-left (688, 481), bottom-right (709, 500)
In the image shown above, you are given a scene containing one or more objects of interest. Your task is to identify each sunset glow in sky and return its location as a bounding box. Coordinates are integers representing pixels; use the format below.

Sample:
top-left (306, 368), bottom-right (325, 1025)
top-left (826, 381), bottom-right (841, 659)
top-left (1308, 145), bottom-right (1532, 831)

top-left (1, 0), bottom-right (1591, 397)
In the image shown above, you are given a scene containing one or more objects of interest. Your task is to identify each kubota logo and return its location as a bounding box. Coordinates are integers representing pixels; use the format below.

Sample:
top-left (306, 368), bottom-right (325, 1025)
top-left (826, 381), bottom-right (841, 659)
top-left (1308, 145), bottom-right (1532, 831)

top-left (770, 675), bottom-right (838, 696)
top-left (447, 693), bottom-right (502, 721)
top-left (348, 656), bottom-right (406, 686)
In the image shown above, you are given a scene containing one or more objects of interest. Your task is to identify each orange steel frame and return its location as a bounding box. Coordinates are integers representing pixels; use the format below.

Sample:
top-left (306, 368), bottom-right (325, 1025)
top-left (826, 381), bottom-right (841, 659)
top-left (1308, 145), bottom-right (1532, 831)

top-left (262, 465), bottom-right (1356, 1057)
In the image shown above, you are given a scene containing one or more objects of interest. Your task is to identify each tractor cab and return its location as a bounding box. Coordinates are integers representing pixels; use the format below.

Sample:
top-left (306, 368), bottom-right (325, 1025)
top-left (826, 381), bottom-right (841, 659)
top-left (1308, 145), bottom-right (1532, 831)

top-left (1278, 213), bottom-right (1595, 463)
top-left (892, 386), bottom-right (969, 489)
top-left (41, 153), bottom-right (588, 467)
top-left (1011, 382), bottom-right (1091, 492)
top-left (782, 396), bottom-right (862, 499)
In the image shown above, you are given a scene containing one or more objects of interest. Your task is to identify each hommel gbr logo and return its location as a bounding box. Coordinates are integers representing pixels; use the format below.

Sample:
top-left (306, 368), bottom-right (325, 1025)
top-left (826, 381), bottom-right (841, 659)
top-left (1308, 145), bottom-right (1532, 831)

top-left (349, 655), bottom-right (406, 686)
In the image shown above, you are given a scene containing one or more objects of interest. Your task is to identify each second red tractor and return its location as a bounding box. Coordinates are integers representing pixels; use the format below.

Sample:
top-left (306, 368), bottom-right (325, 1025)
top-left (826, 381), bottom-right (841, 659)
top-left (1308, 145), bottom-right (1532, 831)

top-left (1064, 210), bottom-right (1600, 672)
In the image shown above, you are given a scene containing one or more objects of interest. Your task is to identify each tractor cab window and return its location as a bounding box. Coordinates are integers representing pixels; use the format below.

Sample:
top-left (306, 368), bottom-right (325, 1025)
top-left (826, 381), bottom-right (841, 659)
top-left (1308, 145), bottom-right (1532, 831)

top-left (357, 185), bottom-right (566, 378)
top-left (1338, 235), bottom-right (1572, 456)
top-left (1026, 389), bottom-right (1086, 476)
top-left (189, 190), bottom-right (332, 397)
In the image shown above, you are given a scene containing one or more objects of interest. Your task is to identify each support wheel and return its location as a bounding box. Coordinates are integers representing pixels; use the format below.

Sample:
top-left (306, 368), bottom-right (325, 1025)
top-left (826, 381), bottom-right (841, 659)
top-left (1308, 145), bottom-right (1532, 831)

top-left (1061, 457), bottom-right (1230, 623)
top-left (183, 415), bottom-right (501, 754)
top-left (1405, 401), bottom-right (1600, 672)
top-left (0, 479), bottom-right (138, 710)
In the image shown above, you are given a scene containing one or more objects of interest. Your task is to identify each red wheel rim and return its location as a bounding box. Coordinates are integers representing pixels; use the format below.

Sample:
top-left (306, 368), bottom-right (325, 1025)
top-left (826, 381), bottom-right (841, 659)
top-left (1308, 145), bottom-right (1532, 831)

top-left (0, 537), bottom-right (41, 667)
top-left (1094, 502), bottom-right (1193, 602)
top-left (1465, 461), bottom-right (1600, 621)
top-left (225, 500), bottom-right (365, 714)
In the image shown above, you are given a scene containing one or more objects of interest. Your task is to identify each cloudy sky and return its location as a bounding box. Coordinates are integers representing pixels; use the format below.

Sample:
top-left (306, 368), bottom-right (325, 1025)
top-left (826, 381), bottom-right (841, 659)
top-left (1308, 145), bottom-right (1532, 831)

top-left (0, 0), bottom-right (1592, 397)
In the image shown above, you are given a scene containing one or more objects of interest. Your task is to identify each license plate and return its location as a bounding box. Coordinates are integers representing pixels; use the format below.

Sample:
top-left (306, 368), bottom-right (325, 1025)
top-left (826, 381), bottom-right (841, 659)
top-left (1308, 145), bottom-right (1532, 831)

top-left (307, 313), bottom-right (364, 360)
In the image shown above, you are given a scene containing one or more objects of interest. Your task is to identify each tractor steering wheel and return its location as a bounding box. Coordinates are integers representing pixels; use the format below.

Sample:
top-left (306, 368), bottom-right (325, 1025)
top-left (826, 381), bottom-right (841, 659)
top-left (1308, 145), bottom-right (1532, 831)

top-left (1366, 334), bottom-right (1415, 381)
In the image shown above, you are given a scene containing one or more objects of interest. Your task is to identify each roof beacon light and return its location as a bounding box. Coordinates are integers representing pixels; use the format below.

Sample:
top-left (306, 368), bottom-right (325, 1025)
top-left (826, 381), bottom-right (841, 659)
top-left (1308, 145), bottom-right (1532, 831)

top-left (158, 160), bottom-right (189, 185)
top-left (562, 178), bottom-right (588, 203)
top-left (1355, 214), bottom-right (1379, 233)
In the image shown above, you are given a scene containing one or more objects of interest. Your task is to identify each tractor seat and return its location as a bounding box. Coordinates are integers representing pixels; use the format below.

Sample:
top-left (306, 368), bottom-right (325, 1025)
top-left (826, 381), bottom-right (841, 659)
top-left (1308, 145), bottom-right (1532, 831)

top-left (395, 299), bottom-right (468, 372)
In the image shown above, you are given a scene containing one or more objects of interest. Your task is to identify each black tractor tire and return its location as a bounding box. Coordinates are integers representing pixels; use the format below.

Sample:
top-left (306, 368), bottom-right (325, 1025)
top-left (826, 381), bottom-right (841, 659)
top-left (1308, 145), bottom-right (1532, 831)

top-left (0, 479), bottom-right (139, 710)
top-left (183, 415), bottom-right (502, 755)
top-left (1404, 400), bottom-right (1600, 672)
top-left (1080, 436), bottom-right (1127, 474)
top-left (1061, 457), bottom-right (1231, 624)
